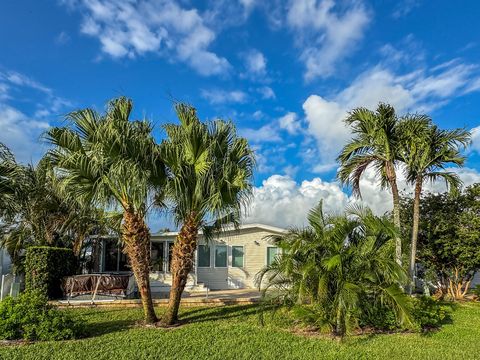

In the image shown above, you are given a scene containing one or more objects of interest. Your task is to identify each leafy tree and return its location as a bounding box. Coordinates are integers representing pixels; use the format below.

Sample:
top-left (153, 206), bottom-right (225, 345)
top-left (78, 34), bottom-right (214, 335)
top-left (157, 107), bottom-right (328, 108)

top-left (399, 118), bottom-right (470, 293)
top-left (0, 143), bottom-right (19, 217)
top-left (158, 104), bottom-right (254, 325)
top-left (257, 202), bottom-right (412, 337)
top-left (400, 185), bottom-right (480, 299)
top-left (337, 103), bottom-right (404, 265)
top-left (0, 152), bottom-right (118, 272)
top-left (46, 97), bottom-right (165, 323)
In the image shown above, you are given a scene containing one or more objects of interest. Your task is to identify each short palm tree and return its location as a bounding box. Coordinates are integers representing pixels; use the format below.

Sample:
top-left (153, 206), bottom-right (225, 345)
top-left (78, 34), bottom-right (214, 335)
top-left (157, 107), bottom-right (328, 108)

top-left (257, 202), bottom-right (412, 337)
top-left (46, 97), bottom-right (165, 323)
top-left (0, 143), bottom-right (19, 215)
top-left (399, 118), bottom-right (470, 293)
top-left (337, 103), bottom-right (404, 265)
top-left (159, 103), bottom-right (255, 325)
top-left (0, 151), bottom-right (121, 271)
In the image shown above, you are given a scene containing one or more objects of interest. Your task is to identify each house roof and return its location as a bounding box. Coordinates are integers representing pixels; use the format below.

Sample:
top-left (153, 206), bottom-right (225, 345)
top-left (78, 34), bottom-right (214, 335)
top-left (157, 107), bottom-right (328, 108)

top-left (151, 223), bottom-right (287, 237)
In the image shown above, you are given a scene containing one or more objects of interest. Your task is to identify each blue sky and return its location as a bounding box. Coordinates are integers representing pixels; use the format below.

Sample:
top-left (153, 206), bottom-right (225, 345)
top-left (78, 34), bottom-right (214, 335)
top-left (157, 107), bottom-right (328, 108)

top-left (2, 0), bottom-right (480, 229)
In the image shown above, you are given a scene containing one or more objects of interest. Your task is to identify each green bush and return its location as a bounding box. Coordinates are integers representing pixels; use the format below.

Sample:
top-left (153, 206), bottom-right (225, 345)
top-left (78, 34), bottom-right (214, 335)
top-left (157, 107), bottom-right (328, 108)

top-left (25, 246), bottom-right (76, 299)
top-left (412, 296), bottom-right (449, 330)
top-left (360, 302), bottom-right (400, 331)
top-left (0, 291), bottom-right (84, 341)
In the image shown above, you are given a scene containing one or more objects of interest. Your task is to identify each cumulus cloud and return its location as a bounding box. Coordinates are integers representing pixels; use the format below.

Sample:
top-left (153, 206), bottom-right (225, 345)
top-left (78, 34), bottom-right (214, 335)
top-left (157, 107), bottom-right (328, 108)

top-left (303, 62), bottom-right (480, 169)
top-left (66, 0), bottom-right (230, 76)
top-left (243, 166), bottom-right (480, 228)
top-left (286, 0), bottom-right (370, 80)
top-left (244, 175), bottom-right (349, 226)
top-left (470, 126), bottom-right (480, 153)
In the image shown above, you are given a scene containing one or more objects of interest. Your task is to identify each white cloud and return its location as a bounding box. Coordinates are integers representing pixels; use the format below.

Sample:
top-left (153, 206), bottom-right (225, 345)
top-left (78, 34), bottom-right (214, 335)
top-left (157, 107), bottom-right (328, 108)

top-left (286, 0), bottom-right (370, 80)
top-left (0, 68), bottom-right (73, 163)
top-left (0, 104), bottom-right (50, 163)
top-left (303, 61), bottom-right (480, 169)
top-left (278, 112), bottom-right (301, 134)
top-left (1, 71), bottom-right (52, 95)
top-left (392, 0), bottom-right (421, 18)
top-left (243, 166), bottom-right (480, 228)
top-left (67, 0), bottom-right (230, 76)
top-left (244, 174), bottom-right (349, 227)
top-left (201, 89), bottom-right (248, 104)
top-left (257, 86), bottom-right (276, 99)
top-left (55, 31), bottom-right (71, 45)
top-left (239, 123), bottom-right (281, 143)
top-left (243, 49), bottom-right (267, 77)
top-left (470, 126), bottom-right (480, 153)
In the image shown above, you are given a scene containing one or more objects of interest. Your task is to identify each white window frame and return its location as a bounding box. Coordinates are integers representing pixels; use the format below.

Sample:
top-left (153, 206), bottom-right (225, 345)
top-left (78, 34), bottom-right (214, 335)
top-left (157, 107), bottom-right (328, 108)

top-left (197, 244), bottom-right (211, 268)
top-left (214, 244), bottom-right (228, 268)
top-left (231, 245), bottom-right (244, 268)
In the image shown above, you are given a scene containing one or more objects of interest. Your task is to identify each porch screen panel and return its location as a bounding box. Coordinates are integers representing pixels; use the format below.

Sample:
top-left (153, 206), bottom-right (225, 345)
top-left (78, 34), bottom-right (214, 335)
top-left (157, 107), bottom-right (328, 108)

top-left (198, 245), bottom-right (211, 267)
top-left (215, 245), bottom-right (227, 267)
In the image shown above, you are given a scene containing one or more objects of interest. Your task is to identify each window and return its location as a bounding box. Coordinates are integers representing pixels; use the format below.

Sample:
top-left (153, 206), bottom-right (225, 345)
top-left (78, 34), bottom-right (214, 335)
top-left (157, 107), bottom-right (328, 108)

top-left (232, 246), bottom-right (244, 268)
top-left (151, 242), bottom-right (164, 272)
top-left (215, 245), bottom-right (227, 267)
top-left (267, 247), bottom-right (279, 266)
top-left (198, 245), bottom-right (211, 267)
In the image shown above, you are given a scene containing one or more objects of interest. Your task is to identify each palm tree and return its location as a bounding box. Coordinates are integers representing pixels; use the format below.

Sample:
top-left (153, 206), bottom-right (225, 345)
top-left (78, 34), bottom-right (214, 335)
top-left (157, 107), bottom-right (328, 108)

top-left (256, 202), bottom-right (412, 337)
top-left (0, 151), bottom-right (121, 272)
top-left (0, 143), bottom-right (19, 215)
top-left (399, 118), bottom-right (470, 293)
top-left (337, 103), bottom-right (404, 265)
top-left (159, 104), bottom-right (255, 325)
top-left (46, 97), bottom-right (165, 324)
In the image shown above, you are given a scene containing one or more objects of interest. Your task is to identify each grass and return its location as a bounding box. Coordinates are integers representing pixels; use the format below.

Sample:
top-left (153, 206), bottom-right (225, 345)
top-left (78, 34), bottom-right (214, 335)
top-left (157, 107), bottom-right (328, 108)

top-left (1, 302), bottom-right (480, 359)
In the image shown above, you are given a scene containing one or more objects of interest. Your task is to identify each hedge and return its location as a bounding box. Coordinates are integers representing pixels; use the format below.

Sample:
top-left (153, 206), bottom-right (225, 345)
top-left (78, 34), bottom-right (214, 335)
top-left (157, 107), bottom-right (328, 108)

top-left (24, 246), bottom-right (76, 299)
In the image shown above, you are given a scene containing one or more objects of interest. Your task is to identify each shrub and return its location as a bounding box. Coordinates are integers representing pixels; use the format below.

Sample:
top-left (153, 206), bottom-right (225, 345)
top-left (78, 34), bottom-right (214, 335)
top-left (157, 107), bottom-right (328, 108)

top-left (411, 296), bottom-right (449, 330)
top-left (25, 246), bottom-right (76, 299)
top-left (360, 302), bottom-right (400, 331)
top-left (0, 291), bottom-right (84, 341)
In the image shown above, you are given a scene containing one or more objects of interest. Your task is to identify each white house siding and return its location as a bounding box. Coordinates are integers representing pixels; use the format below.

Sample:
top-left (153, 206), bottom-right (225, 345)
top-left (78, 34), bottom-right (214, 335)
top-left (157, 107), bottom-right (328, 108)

top-left (151, 225), bottom-right (285, 290)
top-left (197, 228), bottom-right (281, 289)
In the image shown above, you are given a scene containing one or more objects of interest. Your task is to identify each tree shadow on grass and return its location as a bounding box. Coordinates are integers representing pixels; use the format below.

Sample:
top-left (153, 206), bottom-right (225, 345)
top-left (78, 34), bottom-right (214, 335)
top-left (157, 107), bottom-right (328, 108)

top-left (178, 304), bottom-right (263, 324)
top-left (85, 319), bottom-right (137, 337)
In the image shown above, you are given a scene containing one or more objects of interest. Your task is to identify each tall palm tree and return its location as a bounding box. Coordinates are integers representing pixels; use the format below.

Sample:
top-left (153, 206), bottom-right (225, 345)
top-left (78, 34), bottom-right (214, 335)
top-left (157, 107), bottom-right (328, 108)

top-left (159, 104), bottom-right (255, 325)
top-left (257, 202), bottom-right (412, 337)
top-left (337, 103), bottom-right (404, 265)
top-left (46, 97), bottom-right (165, 324)
top-left (399, 118), bottom-right (470, 293)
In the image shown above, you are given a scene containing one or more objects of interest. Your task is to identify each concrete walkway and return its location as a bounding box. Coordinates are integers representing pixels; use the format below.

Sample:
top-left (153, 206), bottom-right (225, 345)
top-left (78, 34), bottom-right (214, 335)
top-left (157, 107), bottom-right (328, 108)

top-left (53, 289), bottom-right (261, 308)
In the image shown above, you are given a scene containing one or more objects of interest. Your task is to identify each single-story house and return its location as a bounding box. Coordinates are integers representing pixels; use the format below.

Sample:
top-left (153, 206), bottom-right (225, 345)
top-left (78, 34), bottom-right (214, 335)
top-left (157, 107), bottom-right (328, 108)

top-left (96, 223), bottom-right (287, 293)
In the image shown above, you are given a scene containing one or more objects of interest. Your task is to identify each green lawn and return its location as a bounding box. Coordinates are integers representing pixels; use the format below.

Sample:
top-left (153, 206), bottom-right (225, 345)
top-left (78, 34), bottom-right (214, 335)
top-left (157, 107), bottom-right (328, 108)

top-left (1, 302), bottom-right (479, 360)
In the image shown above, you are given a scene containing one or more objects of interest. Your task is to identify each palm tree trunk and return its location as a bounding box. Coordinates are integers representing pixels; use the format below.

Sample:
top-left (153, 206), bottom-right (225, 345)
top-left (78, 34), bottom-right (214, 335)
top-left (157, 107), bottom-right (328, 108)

top-left (408, 177), bottom-right (422, 295)
top-left (386, 162), bottom-right (402, 266)
top-left (162, 214), bottom-right (198, 325)
top-left (123, 210), bottom-right (157, 324)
